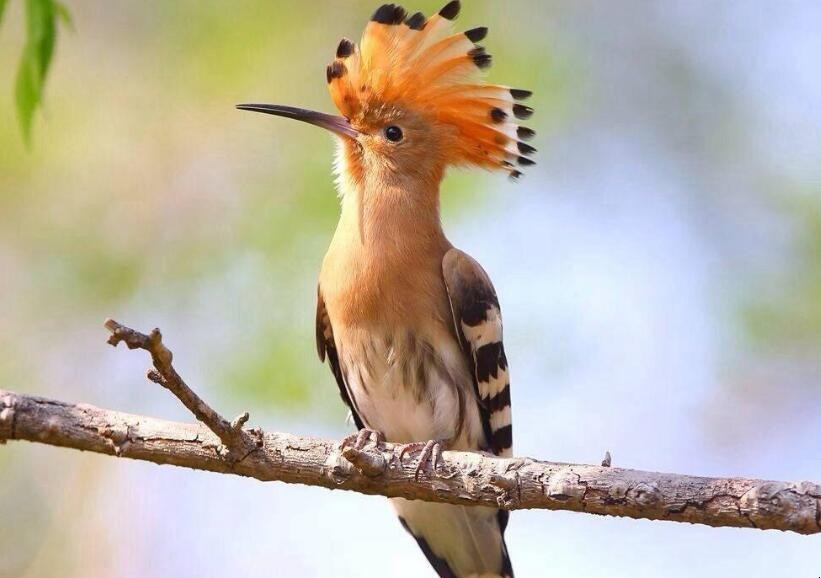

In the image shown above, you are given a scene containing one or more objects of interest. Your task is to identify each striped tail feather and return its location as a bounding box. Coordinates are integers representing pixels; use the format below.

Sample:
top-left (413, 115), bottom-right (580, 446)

top-left (393, 499), bottom-right (513, 578)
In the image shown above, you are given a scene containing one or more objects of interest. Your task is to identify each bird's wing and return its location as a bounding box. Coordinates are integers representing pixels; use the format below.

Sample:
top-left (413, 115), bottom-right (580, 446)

top-left (442, 248), bottom-right (512, 458)
top-left (316, 285), bottom-right (364, 429)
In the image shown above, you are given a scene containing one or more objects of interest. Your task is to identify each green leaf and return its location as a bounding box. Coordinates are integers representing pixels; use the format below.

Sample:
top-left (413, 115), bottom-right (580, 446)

top-left (54, 0), bottom-right (74, 31)
top-left (0, 0), bottom-right (9, 27)
top-left (14, 0), bottom-right (58, 146)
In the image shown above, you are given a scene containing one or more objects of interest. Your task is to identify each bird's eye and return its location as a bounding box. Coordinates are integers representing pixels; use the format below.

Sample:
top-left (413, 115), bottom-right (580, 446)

top-left (384, 125), bottom-right (404, 143)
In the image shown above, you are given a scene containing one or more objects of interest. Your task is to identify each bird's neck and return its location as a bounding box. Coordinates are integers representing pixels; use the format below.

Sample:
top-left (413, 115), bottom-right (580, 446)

top-left (320, 147), bottom-right (451, 326)
top-left (335, 161), bottom-right (447, 258)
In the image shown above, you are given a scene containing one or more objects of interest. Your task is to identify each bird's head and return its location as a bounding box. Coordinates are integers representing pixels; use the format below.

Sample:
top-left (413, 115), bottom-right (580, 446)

top-left (238, 1), bottom-right (535, 189)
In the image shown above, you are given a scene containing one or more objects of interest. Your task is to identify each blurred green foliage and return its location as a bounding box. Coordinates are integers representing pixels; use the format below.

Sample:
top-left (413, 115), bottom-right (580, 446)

top-left (745, 190), bottom-right (821, 352)
top-left (8, 0), bottom-right (71, 145)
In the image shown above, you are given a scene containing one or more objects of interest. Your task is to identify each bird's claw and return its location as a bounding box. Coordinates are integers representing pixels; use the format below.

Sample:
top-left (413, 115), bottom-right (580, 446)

top-left (398, 439), bottom-right (444, 480)
top-left (339, 428), bottom-right (385, 452)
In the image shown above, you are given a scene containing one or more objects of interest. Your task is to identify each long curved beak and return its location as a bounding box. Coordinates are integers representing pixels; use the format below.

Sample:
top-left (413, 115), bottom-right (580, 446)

top-left (236, 103), bottom-right (358, 139)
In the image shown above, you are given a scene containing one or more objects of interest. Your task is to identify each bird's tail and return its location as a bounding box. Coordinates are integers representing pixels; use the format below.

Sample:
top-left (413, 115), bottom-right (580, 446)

top-left (392, 498), bottom-right (513, 578)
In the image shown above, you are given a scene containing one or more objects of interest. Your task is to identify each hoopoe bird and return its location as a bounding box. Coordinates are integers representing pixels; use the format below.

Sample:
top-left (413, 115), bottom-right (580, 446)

top-left (239, 2), bottom-right (533, 576)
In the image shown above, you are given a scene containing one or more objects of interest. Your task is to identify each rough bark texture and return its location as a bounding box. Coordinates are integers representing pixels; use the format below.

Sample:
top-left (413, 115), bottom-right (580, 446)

top-left (103, 319), bottom-right (260, 460)
top-left (2, 389), bottom-right (819, 535)
top-left (2, 320), bottom-right (818, 536)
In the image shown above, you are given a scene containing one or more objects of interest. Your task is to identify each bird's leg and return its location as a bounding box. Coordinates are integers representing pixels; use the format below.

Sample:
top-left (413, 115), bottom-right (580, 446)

top-left (339, 428), bottom-right (385, 452)
top-left (398, 439), bottom-right (448, 480)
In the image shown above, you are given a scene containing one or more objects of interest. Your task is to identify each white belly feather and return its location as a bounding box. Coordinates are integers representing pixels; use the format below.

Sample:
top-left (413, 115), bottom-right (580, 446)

top-left (339, 326), bottom-right (483, 449)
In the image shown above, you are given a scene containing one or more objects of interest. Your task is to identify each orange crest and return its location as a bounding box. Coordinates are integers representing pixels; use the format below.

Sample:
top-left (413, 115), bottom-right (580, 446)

top-left (326, 1), bottom-right (536, 178)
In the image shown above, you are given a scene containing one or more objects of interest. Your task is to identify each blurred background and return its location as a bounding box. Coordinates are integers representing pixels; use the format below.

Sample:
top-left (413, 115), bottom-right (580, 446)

top-left (1, 1), bottom-right (819, 576)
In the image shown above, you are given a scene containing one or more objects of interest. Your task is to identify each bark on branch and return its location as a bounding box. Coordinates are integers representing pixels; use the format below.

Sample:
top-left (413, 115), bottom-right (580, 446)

top-left (103, 319), bottom-right (260, 460)
top-left (0, 321), bottom-right (818, 536)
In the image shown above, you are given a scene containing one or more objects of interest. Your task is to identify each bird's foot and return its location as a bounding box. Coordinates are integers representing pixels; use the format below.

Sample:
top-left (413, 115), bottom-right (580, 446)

top-left (339, 428), bottom-right (385, 452)
top-left (398, 439), bottom-right (445, 480)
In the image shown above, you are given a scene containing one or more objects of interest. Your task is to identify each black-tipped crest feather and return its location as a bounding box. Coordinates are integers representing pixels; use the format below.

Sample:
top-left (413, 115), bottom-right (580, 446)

top-left (512, 104), bottom-right (534, 119)
top-left (465, 26), bottom-right (488, 42)
top-left (326, 61), bottom-right (346, 83)
top-left (405, 11), bottom-right (426, 29)
top-left (517, 126), bottom-right (536, 140)
top-left (517, 141), bottom-right (537, 155)
top-left (490, 107), bottom-right (507, 123)
top-left (469, 47), bottom-right (492, 69)
top-left (510, 88), bottom-right (532, 100)
top-left (438, 0), bottom-right (460, 20)
top-left (336, 38), bottom-right (355, 58)
top-left (372, 3), bottom-right (406, 24)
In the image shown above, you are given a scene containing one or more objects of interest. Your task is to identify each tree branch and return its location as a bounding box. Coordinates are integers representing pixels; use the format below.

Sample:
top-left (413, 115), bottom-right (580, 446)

top-left (103, 319), bottom-right (260, 460)
top-left (0, 321), bottom-right (818, 536)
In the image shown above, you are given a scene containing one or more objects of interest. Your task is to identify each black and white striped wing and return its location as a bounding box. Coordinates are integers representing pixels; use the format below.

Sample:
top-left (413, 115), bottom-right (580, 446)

top-left (316, 285), bottom-right (365, 430)
top-left (443, 248), bottom-right (512, 457)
